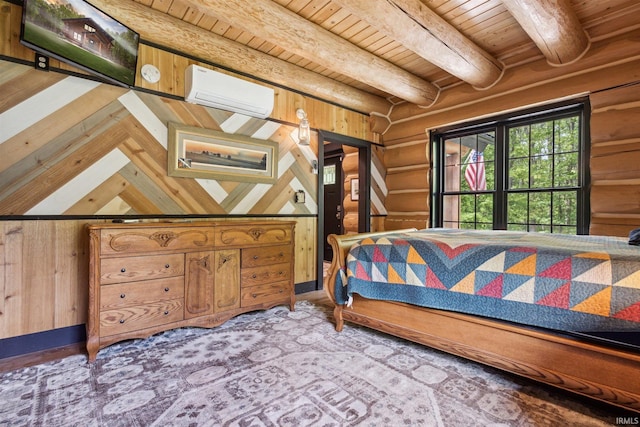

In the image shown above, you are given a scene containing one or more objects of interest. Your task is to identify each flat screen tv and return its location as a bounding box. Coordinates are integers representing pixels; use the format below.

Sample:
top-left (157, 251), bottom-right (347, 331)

top-left (20, 0), bottom-right (140, 87)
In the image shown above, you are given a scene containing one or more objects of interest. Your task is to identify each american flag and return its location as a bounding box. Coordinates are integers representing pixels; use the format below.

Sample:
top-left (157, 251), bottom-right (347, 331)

top-left (464, 149), bottom-right (486, 191)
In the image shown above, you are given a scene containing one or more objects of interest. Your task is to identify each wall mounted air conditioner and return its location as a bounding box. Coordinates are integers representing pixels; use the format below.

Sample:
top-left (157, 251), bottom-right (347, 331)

top-left (184, 65), bottom-right (274, 119)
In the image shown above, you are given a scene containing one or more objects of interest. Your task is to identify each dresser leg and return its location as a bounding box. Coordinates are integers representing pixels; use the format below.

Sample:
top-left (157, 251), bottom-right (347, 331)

top-left (86, 336), bottom-right (99, 362)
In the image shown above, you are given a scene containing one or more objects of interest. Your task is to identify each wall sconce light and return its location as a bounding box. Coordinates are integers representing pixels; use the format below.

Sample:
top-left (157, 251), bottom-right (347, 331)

top-left (296, 108), bottom-right (310, 145)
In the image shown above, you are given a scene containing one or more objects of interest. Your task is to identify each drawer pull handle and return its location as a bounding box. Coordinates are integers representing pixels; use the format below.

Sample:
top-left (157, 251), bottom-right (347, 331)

top-left (120, 268), bottom-right (126, 273)
top-left (164, 287), bottom-right (170, 292)
top-left (165, 264), bottom-right (170, 268)
top-left (164, 311), bottom-right (169, 315)
top-left (279, 289), bottom-right (283, 293)
top-left (119, 319), bottom-right (125, 324)
top-left (252, 274), bottom-right (257, 279)
top-left (253, 255), bottom-right (259, 260)
top-left (252, 293), bottom-right (257, 298)
top-left (279, 252), bottom-right (283, 257)
top-left (120, 294), bottom-right (126, 299)
top-left (278, 271), bottom-right (284, 275)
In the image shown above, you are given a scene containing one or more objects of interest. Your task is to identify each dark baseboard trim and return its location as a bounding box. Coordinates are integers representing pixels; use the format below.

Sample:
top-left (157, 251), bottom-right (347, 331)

top-left (295, 281), bottom-right (319, 294)
top-left (0, 325), bottom-right (86, 361)
top-left (0, 343), bottom-right (85, 373)
top-left (1, 282), bottom-right (319, 364)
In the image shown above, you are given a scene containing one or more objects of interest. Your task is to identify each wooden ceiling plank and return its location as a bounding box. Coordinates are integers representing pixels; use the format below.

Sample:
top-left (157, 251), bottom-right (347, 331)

top-left (150, 0), bottom-right (172, 14)
top-left (501, 0), bottom-right (590, 66)
top-left (332, 0), bottom-right (503, 88)
top-left (209, 19), bottom-right (231, 35)
top-left (298, 0), bottom-right (334, 19)
top-left (182, 7), bottom-right (205, 26)
top-left (317, 6), bottom-right (353, 31)
top-left (183, 0), bottom-right (438, 105)
top-left (351, 27), bottom-right (385, 47)
top-left (222, 26), bottom-right (244, 41)
top-left (308, 1), bottom-right (342, 23)
top-left (166, 1), bottom-right (189, 19)
top-left (194, 14), bottom-right (216, 31)
top-left (279, 0), bottom-right (309, 13)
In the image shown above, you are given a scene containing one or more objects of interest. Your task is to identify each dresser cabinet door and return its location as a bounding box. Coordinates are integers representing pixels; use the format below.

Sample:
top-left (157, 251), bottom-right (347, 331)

top-left (184, 251), bottom-right (215, 319)
top-left (214, 249), bottom-right (240, 312)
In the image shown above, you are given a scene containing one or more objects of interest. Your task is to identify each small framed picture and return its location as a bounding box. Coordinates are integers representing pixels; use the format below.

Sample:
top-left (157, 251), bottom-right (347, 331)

top-left (168, 123), bottom-right (278, 183)
top-left (351, 178), bottom-right (359, 201)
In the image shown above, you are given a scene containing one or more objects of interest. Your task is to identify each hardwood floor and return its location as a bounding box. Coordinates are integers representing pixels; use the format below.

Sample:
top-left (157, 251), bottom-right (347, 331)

top-left (298, 289), bottom-right (332, 306)
top-left (0, 343), bottom-right (85, 374)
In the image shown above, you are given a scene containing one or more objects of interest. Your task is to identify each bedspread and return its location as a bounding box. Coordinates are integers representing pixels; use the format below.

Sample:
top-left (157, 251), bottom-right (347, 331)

top-left (335, 229), bottom-right (640, 332)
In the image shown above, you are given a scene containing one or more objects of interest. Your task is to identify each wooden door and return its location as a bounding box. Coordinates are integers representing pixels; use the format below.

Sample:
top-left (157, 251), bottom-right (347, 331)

top-left (184, 251), bottom-right (215, 319)
top-left (323, 154), bottom-right (344, 260)
top-left (213, 249), bottom-right (240, 312)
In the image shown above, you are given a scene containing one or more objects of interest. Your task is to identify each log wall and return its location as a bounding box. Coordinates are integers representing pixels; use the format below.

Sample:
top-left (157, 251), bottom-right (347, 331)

top-left (341, 145), bottom-right (387, 234)
top-left (589, 83), bottom-right (640, 236)
top-left (383, 137), bottom-right (430, 230)
top-left (382, 29), bottom-right (640, 236)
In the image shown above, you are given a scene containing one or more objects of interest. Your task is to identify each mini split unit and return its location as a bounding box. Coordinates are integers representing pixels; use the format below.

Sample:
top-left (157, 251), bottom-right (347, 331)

top-left (184, 64), bottom-right (275, 119)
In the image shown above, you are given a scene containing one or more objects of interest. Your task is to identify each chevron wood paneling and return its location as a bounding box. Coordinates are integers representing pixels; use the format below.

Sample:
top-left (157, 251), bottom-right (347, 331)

top-left (0, 62), bottom-right (318, 217)
top-left (0, 60), bottom-right (323, 339)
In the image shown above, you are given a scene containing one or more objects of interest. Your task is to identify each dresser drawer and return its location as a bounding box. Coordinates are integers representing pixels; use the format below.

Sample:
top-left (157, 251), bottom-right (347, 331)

top-left (100, 253), bottom-right (184, 284)
top-left (100, 226), bottom-right (215, 256)
top-left (100, 299), bottom-right (184, 336)
top-left (242, 245), bottom-right (291, 268)
top-left (100, 276), bottom-right (184, 310)
top-left (241, 281), bottom-right (291, 307)
top-left (216, 224), bottom-right (292, 247)
top-left (241, 262), bottom-right (290, 287)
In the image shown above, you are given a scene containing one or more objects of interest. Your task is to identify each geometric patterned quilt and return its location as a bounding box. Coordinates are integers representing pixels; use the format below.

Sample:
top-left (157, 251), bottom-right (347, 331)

top-left (336, 229), bottom-right (640, 332)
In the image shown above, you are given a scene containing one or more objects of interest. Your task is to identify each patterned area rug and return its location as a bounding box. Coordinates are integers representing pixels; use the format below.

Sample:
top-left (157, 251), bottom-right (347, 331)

top-left (0, 301), bottom-right (624, 426)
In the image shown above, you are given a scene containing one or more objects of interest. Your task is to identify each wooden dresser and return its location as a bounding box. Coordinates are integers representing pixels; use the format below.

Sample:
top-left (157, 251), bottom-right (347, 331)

top-left (87, 220), bottom-right (295, 361)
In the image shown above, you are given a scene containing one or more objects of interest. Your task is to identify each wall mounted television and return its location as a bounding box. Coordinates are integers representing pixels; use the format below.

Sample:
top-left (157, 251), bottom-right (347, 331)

top-left (20, 0), bottom-right (140, 87)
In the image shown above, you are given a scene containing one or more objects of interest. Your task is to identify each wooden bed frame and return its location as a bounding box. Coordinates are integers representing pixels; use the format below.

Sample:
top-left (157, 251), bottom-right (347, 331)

top-left (326, 230), bottom-right (640, 413)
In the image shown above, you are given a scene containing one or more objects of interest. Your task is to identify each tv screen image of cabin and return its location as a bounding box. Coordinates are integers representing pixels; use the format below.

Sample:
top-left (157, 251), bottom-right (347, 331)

top-left (21, 0), bottom-right (139, 87)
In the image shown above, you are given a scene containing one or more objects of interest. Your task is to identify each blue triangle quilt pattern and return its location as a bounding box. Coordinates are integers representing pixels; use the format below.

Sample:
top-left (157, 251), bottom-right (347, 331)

top-left (336, 229), bottom-right (640, 332)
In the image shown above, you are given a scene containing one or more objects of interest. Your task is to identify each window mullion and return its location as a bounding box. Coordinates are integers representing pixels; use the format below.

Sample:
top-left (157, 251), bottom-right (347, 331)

top-left (494, 125), bottom-right (506, 230)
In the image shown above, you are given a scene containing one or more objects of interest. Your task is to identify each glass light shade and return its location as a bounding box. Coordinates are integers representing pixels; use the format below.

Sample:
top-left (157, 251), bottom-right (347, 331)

top-left (298, 117), bottom-right (310, 145)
